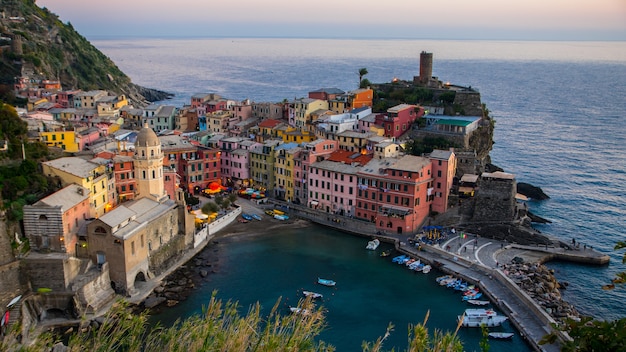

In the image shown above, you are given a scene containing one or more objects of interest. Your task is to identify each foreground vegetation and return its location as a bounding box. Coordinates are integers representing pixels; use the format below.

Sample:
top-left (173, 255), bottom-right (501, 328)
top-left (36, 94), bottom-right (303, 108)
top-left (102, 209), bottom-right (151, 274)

top-left (1, 294), bottom-right (470, 352)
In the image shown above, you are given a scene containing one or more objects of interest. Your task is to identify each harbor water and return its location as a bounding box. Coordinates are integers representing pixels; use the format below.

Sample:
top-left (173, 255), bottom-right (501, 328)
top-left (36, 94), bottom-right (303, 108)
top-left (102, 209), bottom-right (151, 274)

top-left (150, 223), bottom-right (532, 351)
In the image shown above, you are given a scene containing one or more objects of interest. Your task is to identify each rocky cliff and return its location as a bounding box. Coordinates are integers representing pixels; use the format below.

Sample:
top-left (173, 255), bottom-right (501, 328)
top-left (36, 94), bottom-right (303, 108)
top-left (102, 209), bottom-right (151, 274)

top-left (0, 0), bottom-right (171, 106)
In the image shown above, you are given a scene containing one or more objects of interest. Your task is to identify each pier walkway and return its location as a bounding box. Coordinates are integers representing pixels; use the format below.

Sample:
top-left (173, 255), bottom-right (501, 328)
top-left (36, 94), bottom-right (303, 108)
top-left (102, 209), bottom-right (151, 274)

top-left (266, 199), bottom-right (610, 352)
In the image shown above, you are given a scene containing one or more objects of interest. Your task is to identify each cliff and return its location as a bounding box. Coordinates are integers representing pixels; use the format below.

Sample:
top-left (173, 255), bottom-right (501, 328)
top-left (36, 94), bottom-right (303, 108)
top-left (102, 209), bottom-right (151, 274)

top-left (0, 0), bottom-right (171, 106)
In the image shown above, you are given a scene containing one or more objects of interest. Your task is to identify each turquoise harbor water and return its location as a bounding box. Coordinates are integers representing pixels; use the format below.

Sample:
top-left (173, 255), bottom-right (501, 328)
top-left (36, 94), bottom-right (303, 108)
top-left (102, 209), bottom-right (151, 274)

top-left (150, 225), bottom-right (531, 352)
top-left (90, 37), bottom-right (626, 344)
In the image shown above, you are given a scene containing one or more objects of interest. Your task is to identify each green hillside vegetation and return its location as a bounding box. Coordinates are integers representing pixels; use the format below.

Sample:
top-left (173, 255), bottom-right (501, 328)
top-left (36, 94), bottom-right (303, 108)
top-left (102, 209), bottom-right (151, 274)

top-left (0, 102), bottom-right (53, 222)
top-left (0, 0), bottom-right (171, 105)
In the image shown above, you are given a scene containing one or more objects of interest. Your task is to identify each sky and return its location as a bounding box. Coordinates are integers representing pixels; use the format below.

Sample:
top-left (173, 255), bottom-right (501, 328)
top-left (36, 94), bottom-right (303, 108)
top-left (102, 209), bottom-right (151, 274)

top-left (36, 0), bottom-right (626, 41)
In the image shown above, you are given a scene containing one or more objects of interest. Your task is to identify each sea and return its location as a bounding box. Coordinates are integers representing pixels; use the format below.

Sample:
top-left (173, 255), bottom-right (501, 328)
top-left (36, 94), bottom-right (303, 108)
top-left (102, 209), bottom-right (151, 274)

top-left (90, 37), bottom-right (626, 350)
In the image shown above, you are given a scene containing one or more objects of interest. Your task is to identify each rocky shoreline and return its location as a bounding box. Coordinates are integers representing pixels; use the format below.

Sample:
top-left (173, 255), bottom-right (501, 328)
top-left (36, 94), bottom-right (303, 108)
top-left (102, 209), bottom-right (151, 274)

top-left (501, 261), bottom-right (579, 323)
top-left (138, 218), bottom-right (311, 314)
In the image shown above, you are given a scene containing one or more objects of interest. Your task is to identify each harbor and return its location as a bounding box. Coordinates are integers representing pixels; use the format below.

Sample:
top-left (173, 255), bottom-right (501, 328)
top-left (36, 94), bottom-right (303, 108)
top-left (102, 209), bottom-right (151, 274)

top-left (263, 198), bottom-right (610, 352)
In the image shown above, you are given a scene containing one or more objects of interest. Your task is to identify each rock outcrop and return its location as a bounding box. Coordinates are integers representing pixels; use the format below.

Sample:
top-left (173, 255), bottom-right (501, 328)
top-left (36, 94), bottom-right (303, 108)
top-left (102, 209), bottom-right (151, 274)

top-left (517, 182), bottom-right (550, 200)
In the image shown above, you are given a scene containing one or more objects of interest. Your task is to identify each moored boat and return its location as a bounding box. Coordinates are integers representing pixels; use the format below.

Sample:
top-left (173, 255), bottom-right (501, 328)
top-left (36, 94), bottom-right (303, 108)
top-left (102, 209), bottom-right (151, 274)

top-left (289, 307), bottom-right (310, 315)
top-left (317, 278), bottom-right (336, 287)
top-left (488, 332), bottom-right (514, 340)
top-left (422, 264), bottom-right (432, 274)
top-left (467, 299), bottom-right (490, 306)
top-left (366, 238), bottom-right (380, 250)
top-left (457, 309), bottom-right (508, 328)
top-left (302, 291), bottom-right (323, 299)
top-left (380, 249), bottom-right (392, 257)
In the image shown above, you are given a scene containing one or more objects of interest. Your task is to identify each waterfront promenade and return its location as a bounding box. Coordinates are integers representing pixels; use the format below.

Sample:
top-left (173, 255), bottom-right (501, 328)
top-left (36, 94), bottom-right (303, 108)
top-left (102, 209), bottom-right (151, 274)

top-left (263, 199), bottom-right (609, 352)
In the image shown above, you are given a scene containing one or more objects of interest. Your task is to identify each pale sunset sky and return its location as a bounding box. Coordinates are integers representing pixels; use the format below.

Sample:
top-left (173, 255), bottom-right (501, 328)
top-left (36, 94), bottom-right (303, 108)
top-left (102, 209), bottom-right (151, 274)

top-left (36, 0), bottom-right (626, 40)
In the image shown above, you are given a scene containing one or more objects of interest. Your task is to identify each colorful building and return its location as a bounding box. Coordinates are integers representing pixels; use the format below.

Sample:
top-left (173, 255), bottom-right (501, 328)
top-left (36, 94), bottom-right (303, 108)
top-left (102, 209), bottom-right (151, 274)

top-left (356, 154), bottom-right (433, 234)
top-left (429, 149), bottom-right (457, 214)
top-left (40, 130), bottom-right (79, 152)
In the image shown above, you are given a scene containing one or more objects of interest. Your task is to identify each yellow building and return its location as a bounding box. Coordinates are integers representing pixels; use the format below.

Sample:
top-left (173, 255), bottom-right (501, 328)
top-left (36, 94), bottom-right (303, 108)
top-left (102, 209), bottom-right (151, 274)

top-left (293, 98), bottom-right (329, 129)
top-left (274, 145), bottom-right (301, 202)
top-left (42, 157), bottom-right (110, 217)
top-left (40, 130), bottom-right (79, 152)
top-left (281, 127), bottom-right (316, 144)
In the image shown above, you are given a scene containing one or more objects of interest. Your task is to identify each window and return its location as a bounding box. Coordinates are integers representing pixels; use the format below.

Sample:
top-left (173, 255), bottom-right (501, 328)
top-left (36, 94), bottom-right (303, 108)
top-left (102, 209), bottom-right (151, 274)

top-left (437, 170), bottom-right (442, 177)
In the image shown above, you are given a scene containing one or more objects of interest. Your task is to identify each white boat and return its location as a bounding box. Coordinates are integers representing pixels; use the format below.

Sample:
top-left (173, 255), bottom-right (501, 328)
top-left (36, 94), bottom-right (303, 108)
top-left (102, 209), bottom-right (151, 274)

top-left (457, 309), bottom-right (508, 328)
top-left (422, 264), bottom-right (432, 274)
top-left (467, 299), bottom-right (490, 306)
top-left (302, 291), bottom-right (323, 299)
top-left (366, 238), bottom-right (380, 250)
top-left (289, 307), bottom-right (310, 315)
top-left (488, 332), bottom-right (514, 340)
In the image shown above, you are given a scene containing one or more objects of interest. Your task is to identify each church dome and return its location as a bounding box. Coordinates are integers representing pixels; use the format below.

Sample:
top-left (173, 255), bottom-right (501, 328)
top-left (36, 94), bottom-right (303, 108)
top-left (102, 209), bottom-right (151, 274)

top-left (136, 123), bottom-right (159, 147)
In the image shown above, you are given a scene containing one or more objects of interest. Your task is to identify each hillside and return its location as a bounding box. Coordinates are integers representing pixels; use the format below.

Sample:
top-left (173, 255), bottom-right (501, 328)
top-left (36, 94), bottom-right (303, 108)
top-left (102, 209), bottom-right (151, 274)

top-left (0, 0), bottom-right (171, 105)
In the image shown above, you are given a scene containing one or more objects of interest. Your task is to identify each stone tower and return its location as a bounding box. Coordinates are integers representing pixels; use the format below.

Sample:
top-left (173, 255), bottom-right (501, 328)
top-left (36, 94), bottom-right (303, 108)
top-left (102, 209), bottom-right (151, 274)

top-left (419, 51), bottom-right (433, 85)
top-left (134, 124), bottom-right (168, 202)
top-left (11, 34), bottom-right (23, 56)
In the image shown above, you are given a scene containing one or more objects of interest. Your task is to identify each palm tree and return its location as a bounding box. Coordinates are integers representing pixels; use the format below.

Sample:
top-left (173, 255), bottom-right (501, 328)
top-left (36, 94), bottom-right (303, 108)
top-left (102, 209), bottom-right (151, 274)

top-left (358, 68), bottom-right (368, 86)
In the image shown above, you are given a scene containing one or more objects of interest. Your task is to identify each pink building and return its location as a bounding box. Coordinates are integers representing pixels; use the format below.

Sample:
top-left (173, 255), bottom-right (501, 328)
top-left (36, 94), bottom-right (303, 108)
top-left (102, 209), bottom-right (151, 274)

top-left (374, 104), bottom-right (423, 139)
top-left (77, 127), bottom-right (101, 151)
top-left (307, 149), bottom-right (372, 215)
top-left (22, 184), bottom-right (91, 255)
top-left (356, 155), bottom-right (433, 235)
top-left (429, 149), bottom-right (457, 214)
top-left (293, 139), bottom-right (339, 204)
top-left (219, 137), bottom-right (262, 188)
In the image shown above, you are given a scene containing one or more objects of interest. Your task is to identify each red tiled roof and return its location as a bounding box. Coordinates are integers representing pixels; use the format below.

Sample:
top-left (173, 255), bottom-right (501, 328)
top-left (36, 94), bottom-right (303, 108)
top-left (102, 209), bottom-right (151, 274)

top-left (258, 119), bottom-right (282, 128)
top-left (327, 150), bottom-right (373, 165)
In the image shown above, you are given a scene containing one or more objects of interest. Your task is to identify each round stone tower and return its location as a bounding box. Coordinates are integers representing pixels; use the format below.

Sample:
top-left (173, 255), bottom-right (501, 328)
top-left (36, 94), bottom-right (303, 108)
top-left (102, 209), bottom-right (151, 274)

top-left (419, 51), bottom-right (433, 85)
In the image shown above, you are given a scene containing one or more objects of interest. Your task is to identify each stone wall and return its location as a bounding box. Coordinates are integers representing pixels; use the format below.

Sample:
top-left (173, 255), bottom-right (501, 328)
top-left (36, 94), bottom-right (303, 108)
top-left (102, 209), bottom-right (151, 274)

top-left (22, 256), bottom-right (84, 292)
top-left (149, 235), bottom-right (187, 276)
top-left (74, 262), bottom-right (116, 314)
top-left (453, 90), bottom-right (483, 116)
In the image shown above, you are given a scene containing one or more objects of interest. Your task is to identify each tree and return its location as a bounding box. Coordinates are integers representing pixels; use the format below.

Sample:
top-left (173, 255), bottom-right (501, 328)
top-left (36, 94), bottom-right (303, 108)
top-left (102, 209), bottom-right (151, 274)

top-left (359, 68), bottom-right (368, 86)
top-left (360, 78), bottom-right (372, 89)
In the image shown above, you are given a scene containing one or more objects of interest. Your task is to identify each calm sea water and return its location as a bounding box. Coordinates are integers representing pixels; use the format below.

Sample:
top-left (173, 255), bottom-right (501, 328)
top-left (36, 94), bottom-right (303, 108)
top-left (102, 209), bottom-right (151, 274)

top-left (91, 38), bottom-right (626, 326)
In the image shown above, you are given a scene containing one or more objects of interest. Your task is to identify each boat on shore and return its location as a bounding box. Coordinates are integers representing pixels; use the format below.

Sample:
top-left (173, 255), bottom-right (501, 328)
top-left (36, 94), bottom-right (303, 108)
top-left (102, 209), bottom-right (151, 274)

top-left (317, 278), bottom-right (336, 287)
top-left (366, 238), bottom-right (380, 250)
top-left (302, 291), bottom-right (323, 299)
top-left (241, 213), bottom-right (253, 221)
top-left (488, 332), bottom-right (515, 340)
top-left (458, 309), bottom-right (508, 328)
top-left (274, 214), bottom-right (289, 220)
top-left (251, 213), bottom-right (262, 221)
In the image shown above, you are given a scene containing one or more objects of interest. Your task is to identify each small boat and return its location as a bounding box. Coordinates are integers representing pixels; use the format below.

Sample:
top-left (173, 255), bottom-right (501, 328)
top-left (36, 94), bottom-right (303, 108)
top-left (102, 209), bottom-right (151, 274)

top-left (274, 214), bottom-right (289, 220)
top-left (392, 255), bottom-right (408, 263)
top-left (251, 213), bottom-right (262, 221)
top-left (289, 307), bottom-right (310, 315)
top-left (317, 278), bottom-right (336, 287)
top-left (237, 218), bottom-right (249, 223)
top-left (366, 238), bottom-right (380, 250)
top-left (462, 292), bottom-right (483, 301)
top-left (488, 332), bottom-right (514, 340)
top-left (380, 249), bottom-right (391, 257)
top-left (458, 309), bottom-right (508, 328)
top-left (273, 209), bottom-right (285, 215)
top-left (422, 265), bottom-right (432, 274)
top-left (241, 213), bottom-right (253, 221)
top-left (265, 210), bottom-right (275, 216)
top-left (467, 300), bottom-right (490, 306)
top-left (302, 291), bottom-right (323, 299)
